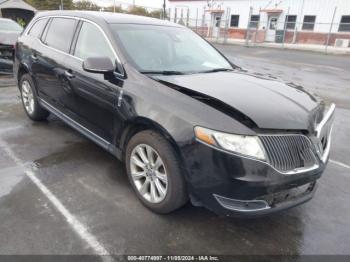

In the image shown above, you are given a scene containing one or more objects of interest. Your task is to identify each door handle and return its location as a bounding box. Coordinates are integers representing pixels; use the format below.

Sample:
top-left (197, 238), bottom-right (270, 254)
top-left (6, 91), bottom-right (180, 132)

top-left (64, 70), bottom-right (75, 79)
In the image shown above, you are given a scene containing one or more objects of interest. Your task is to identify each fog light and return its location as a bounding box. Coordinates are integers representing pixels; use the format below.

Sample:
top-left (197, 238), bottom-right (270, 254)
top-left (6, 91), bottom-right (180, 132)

top-left (214, 194), bottom-right (270, 212)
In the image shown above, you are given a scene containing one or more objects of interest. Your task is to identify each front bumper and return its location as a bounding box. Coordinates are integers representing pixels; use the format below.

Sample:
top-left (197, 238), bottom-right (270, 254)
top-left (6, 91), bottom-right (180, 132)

top-left (213, 182), bottom-right (317, 218)
top-left (181, 141), bottom-right (326, 218)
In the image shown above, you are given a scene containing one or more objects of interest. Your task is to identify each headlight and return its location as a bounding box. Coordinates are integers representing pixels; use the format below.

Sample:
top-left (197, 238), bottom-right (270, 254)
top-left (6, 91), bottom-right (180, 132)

top-left (194, 126), bottom-right (266, 161)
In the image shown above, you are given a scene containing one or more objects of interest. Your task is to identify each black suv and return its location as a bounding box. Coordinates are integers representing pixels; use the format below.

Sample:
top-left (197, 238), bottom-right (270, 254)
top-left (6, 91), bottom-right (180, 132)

top-left (14, 11), bottom-right (335, 217)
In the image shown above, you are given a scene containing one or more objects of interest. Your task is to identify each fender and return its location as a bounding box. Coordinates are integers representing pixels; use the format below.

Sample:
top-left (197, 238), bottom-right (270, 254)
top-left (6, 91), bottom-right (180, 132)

top-left (117, 117), bottom-right (184, 160)
top-left (116, 116), bottom-right (191, 184)
top-left (15, 62), bottom-right (31, 81)
top-left (16, 62), bottom-right (39, 96)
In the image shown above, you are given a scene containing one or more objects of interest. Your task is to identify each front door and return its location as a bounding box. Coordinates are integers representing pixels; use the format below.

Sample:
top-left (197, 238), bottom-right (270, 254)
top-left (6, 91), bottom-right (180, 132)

top-left (212, 13), bottom-right (222, 38)
top-left (265, 16), bottom-right (278, 42)
top-left (63, 21), bottom-right (122, 142)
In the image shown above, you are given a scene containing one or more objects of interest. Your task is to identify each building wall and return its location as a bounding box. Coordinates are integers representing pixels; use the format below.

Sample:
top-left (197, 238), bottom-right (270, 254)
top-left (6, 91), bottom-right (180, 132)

top-left (168, 0), bottom-right (350, 35)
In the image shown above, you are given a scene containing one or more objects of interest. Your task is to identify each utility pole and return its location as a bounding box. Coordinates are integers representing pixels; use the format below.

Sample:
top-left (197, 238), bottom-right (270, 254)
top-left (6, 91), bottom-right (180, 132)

top-left (293, 0), bottom-right (305, 43)
top-left (60, 0), bottom-right (64, 10)
top-left (163, 0), bottom-right (166, 19)
top-left (113, 0), bottom-right (116, 12)
top-left (325, 7), bottom-right (337, 54)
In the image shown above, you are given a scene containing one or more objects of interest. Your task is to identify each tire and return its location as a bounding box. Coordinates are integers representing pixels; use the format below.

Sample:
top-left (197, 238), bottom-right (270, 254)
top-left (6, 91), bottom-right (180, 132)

top-left (125, 130), bottom-right (188, 213)
top-left (19, 74), bottom-right (49, 121)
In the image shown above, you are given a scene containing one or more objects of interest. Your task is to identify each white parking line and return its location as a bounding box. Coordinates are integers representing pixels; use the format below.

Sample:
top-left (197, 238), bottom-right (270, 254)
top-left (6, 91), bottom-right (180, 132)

top-left (330, 159), bottom-right (350, 169)
top-left (1, 133), bottom-right (348, 259)
top-left (0, 138), bottom-right (111, 260)
top-left (0, 125), bottom-right (23, 134)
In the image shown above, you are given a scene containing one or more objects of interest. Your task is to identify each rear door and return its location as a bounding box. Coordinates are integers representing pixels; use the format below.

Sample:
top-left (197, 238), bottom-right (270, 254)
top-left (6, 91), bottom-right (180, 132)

top-left (31, 17), bottom-right (78, 107)
top-left (62, 21), bottom-right (123, 143)
top-left (19, 18), bottom-right (48, 78)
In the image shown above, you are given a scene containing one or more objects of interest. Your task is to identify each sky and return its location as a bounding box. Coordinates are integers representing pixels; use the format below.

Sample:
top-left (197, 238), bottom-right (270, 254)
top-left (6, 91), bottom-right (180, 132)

top-left (90, 0), bottom-right (166, 9)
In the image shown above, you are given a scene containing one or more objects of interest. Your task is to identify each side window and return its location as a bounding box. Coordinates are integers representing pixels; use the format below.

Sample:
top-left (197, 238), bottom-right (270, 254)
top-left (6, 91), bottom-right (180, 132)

top-left (285, 15), bottom-right (297, 30)
top-left (230, 15), bottom-right (239, 27)
top-left (339, 15), bottom-right (350, 32)
top-left (74, 22), bottom-right (115, 62)
top-left (28, 18), bottom-right (48, 38)
top-left (302, 16), bottom-right (316, 31)
top-left (249, 15), bottom-right (260, 29)
top-left (45, 18), bottom-right (77, 53)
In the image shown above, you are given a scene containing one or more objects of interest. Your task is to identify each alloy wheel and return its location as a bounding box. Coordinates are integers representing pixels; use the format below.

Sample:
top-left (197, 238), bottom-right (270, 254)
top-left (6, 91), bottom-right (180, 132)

top-left (21, 80), bottom-right (35, 115)
top-left (130, 144), bottom-right (168, 203)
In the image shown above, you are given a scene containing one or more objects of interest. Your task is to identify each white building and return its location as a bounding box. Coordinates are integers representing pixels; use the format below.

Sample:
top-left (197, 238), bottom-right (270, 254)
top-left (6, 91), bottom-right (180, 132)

top-left (167, 0), bottom-right (350, 46)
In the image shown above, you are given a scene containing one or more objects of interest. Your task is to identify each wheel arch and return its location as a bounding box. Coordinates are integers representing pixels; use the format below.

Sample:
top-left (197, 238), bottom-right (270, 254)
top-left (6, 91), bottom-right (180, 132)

top-left (17, 63), bottom-right (31, 84)
top-left (17, 63), bottom-right (40, 96)
top-left (119, 117), bottom-right (185, 165)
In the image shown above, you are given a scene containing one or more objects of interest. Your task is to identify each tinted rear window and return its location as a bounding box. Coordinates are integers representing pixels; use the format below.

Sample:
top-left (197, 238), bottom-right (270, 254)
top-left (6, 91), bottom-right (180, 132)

top-left (28, 18), bottom-right (48, 38)
top-left (45, 18), bottom-right (76, 53)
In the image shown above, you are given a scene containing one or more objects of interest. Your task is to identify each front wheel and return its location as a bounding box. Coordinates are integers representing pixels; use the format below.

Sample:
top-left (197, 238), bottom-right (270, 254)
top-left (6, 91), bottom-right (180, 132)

top-left (20, 74), bottom-right (49, 121)
top-left (125, 130), bottom-right (188, 213)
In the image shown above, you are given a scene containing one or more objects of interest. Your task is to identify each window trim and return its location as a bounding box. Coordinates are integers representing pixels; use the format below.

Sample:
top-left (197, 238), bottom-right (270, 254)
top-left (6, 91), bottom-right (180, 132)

top-left (302, 15), bottom-right (316, 31)
top-left (41, 17), bottom-right (52, 43)
top-left (24, 15), bottom-right (124, 76)
top-left (27, 17), bottom-right (49, 39)
top-left (230, 15), bottom-right (240, 28)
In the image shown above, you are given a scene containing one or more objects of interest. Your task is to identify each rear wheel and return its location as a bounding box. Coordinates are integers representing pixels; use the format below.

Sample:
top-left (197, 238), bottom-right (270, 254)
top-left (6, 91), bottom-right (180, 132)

top-left (20, 74), bottom-right (49, 121)
top-left (126, 130), bottom-right (188, 213)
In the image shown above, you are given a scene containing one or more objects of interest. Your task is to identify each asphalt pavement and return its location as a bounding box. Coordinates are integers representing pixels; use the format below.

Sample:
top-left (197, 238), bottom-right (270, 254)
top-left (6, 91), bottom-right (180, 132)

top-left (0, 45), bottom-right (349, 258)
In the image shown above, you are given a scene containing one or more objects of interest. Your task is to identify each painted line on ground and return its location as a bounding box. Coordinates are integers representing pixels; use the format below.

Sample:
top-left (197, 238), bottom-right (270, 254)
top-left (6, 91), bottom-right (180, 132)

top-left (0, 125), bottom-right (24, 134)
top-left (0, 138), bottom-right (111, 260)
top-left (330, 159), bottom-right (350, 169)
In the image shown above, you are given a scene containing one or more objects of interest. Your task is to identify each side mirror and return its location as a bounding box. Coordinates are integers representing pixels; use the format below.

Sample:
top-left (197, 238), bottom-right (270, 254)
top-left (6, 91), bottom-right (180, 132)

top-left (83, 57), bottom-right (115, 74)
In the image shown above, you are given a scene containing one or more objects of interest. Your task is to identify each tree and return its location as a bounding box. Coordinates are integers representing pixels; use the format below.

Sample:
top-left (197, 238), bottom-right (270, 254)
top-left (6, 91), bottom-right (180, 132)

top-left (128, 6), bottom-right (149, 17)
top-left (148, 10), bottom-right (163, 19)
top-left (104, 5), bottom-right (124, 13)
top-left (74, 0), bottom-right (100, 11)
top-left (24, 0), bottom-right (164, 20)
top-left (25, 0), bottom-right (73, 10)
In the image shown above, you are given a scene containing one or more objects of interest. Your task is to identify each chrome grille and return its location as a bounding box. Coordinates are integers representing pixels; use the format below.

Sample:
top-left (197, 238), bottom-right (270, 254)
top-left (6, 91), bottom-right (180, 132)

top-left (259, 135), bottom-right (316, 172)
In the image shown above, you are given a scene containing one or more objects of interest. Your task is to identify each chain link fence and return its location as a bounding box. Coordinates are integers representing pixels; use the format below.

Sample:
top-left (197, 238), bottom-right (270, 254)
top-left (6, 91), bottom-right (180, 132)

top-left (168, 6), bottom-right (350, 54)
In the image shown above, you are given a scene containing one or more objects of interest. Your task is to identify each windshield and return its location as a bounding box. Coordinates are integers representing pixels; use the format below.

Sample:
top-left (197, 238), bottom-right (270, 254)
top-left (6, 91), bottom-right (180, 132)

top-left (110, 24), bottom-right (232, 74)
top-left (0, 20), bottom-right (23, 32)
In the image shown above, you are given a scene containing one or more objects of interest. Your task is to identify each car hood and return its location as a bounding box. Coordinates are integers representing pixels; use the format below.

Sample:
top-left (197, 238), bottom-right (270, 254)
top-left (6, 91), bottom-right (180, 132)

top-left (153, 71), bottom-right (323, 131)
top-left (0, 31), bottom-right (20, 46)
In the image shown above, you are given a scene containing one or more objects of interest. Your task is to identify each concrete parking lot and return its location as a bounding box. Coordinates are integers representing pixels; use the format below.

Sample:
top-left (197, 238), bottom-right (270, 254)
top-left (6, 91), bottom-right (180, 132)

top-left (0, 45), bottom-right (349, 258)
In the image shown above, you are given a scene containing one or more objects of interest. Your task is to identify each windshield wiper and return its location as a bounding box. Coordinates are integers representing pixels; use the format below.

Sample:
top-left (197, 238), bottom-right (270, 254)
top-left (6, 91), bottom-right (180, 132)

top-left (140, 70), bottom-right (186, 75)
top-left (200, 68), bottom-right (234, 73)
